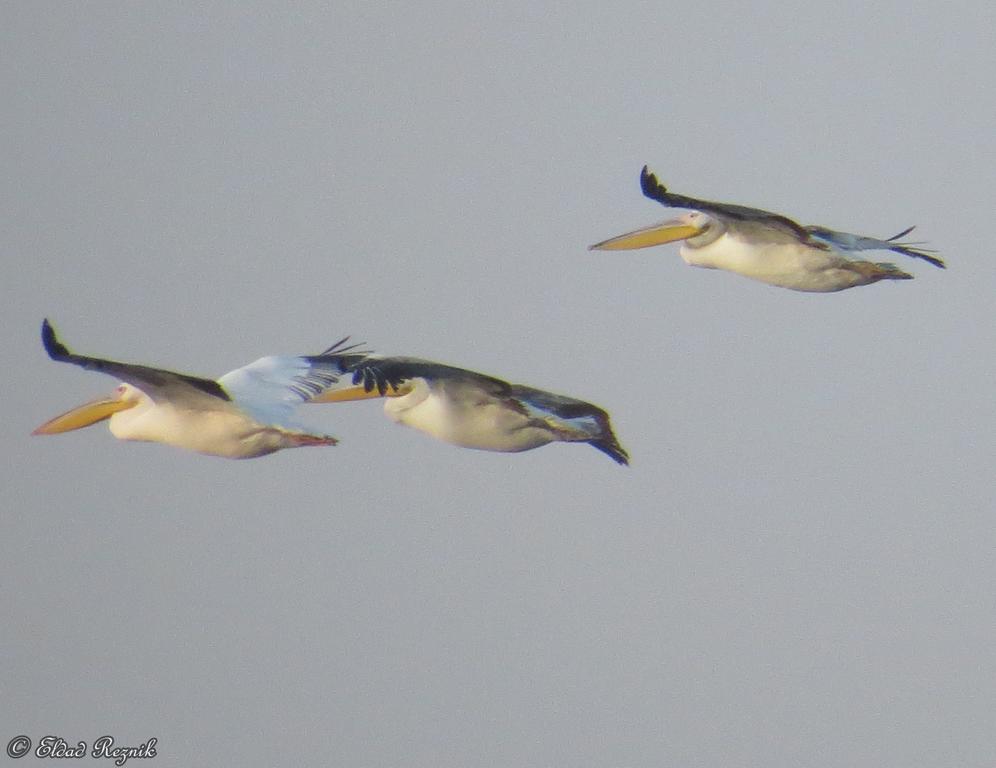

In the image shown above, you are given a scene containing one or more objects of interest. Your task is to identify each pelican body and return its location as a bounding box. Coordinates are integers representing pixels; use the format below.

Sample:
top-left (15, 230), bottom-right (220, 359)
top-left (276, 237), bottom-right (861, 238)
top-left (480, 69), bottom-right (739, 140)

top-left (313, 357), bottom-right (629, 465)
top-left (590, 166), bottom-right (944, 292)
top-left (33, 319), bottom-right (369, 459)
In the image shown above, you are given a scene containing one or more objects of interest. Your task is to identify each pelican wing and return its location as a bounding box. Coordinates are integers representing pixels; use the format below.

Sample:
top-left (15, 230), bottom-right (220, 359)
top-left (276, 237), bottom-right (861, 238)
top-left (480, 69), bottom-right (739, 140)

top-left (804, 225), bottom-right (945, 268)
top-left (217, 337), bottom-right (370, 426)
top-left (41, 319), bottom-right (230, 405)
top-left (509, 385), bottom-right (630, 465)
top-left (348, 356), bottom-right (512, 397)
top-left (640, 166), bottom-right (814, 243)
top-left (344, 356), bottom-right (630, 465)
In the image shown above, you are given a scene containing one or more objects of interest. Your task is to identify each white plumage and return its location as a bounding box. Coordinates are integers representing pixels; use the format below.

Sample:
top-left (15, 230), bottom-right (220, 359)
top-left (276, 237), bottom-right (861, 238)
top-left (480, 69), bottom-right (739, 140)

top-left (313, 356), bottom-right (629, 465)
top-left (33, 319), bottom-right (368, 459)
top-left (590, 166), bottom-right (944, 292)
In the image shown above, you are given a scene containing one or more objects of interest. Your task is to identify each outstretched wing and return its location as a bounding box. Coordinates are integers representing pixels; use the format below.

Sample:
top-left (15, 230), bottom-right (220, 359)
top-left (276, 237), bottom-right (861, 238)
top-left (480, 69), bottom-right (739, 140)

top-left (40, 318), bottom-right (230, 404)
top-left (509, 385), bottom-right (629, 465)
top-left (218, 338), bottom-right (371, 426)
top-left (639, 167), bottom-right (945, 268)
top-left (640, 166), bottom-right (814, 242)
top-left (805, 225), bottom-right (945, 268)
top-left (347, 356), bottom-right (512, 397)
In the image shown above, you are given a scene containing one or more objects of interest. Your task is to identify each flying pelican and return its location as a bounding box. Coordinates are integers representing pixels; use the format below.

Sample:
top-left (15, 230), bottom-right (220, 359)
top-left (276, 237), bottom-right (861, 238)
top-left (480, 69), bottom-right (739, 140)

top-left (33, 319), bottom-right (370, 459)
top-left (312, 356), bottom-right (629, 465)
top-left (590, 166), bottom-right (944, 292)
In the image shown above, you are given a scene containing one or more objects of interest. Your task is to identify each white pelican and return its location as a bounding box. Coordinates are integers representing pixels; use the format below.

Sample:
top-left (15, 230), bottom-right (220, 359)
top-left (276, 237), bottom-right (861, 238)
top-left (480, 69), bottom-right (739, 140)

top-left (33, 319), bottom-right (370, 459)
top-left (312, 357), bottom-right (629, 465)
top-left (590, 166), bottom-right (944, 292)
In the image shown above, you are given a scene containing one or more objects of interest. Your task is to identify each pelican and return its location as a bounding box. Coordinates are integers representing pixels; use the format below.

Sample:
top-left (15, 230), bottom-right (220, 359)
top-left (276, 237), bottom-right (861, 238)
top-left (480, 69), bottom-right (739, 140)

top-left (590, 166), bottom-right (944, 292)
top-left (312, 356), bottom-right (629, 465)
top-left (33, 319), bottom-right (370, 459)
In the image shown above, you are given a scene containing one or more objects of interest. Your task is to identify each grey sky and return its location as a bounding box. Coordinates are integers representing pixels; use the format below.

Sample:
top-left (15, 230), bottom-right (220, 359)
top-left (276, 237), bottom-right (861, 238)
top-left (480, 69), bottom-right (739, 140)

top-left (2, 2), bottom-right (994, 766)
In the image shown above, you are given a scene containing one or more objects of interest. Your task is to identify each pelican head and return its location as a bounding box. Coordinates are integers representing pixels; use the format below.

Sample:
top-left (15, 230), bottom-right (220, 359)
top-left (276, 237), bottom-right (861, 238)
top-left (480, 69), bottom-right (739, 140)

top-left (33, 383), bottom-right (143, 435)
top-left (589, 211), bottom-right (719, 251)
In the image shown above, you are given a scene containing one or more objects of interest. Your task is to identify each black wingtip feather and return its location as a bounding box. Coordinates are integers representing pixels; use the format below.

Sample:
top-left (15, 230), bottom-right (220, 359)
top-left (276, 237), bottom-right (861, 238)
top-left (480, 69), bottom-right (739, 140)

top-left (321, 336), bottom-right (370, 356)
top-left (590, 438), bottom-right (630, 466)
top-left (640, 165), bottom-right (665, 201)
top-left (888, 244), bottom-right (946, 269)
top-left (41, 318), bottom-right (71, 361)
top-left (883, 227), bottom-right (946, 269)
top-left (886, 226), bottom-right (917, 241)
top-left (351, 366), bottom-right (386, 395)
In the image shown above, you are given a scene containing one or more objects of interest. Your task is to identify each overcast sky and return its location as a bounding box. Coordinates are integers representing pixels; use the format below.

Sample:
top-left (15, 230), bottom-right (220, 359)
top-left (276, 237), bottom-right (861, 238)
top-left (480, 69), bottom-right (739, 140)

top-left (2, 2), bottom-right (994, 766)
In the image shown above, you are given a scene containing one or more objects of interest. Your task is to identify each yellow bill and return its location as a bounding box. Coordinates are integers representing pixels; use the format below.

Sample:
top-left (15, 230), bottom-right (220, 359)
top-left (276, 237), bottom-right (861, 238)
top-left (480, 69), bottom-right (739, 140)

top-left (589, 220), bottom-right (701, 251)
top-left (310, 381), bottom-right (412, 403)
top-left (32, 395), bottom-right (137, 435)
